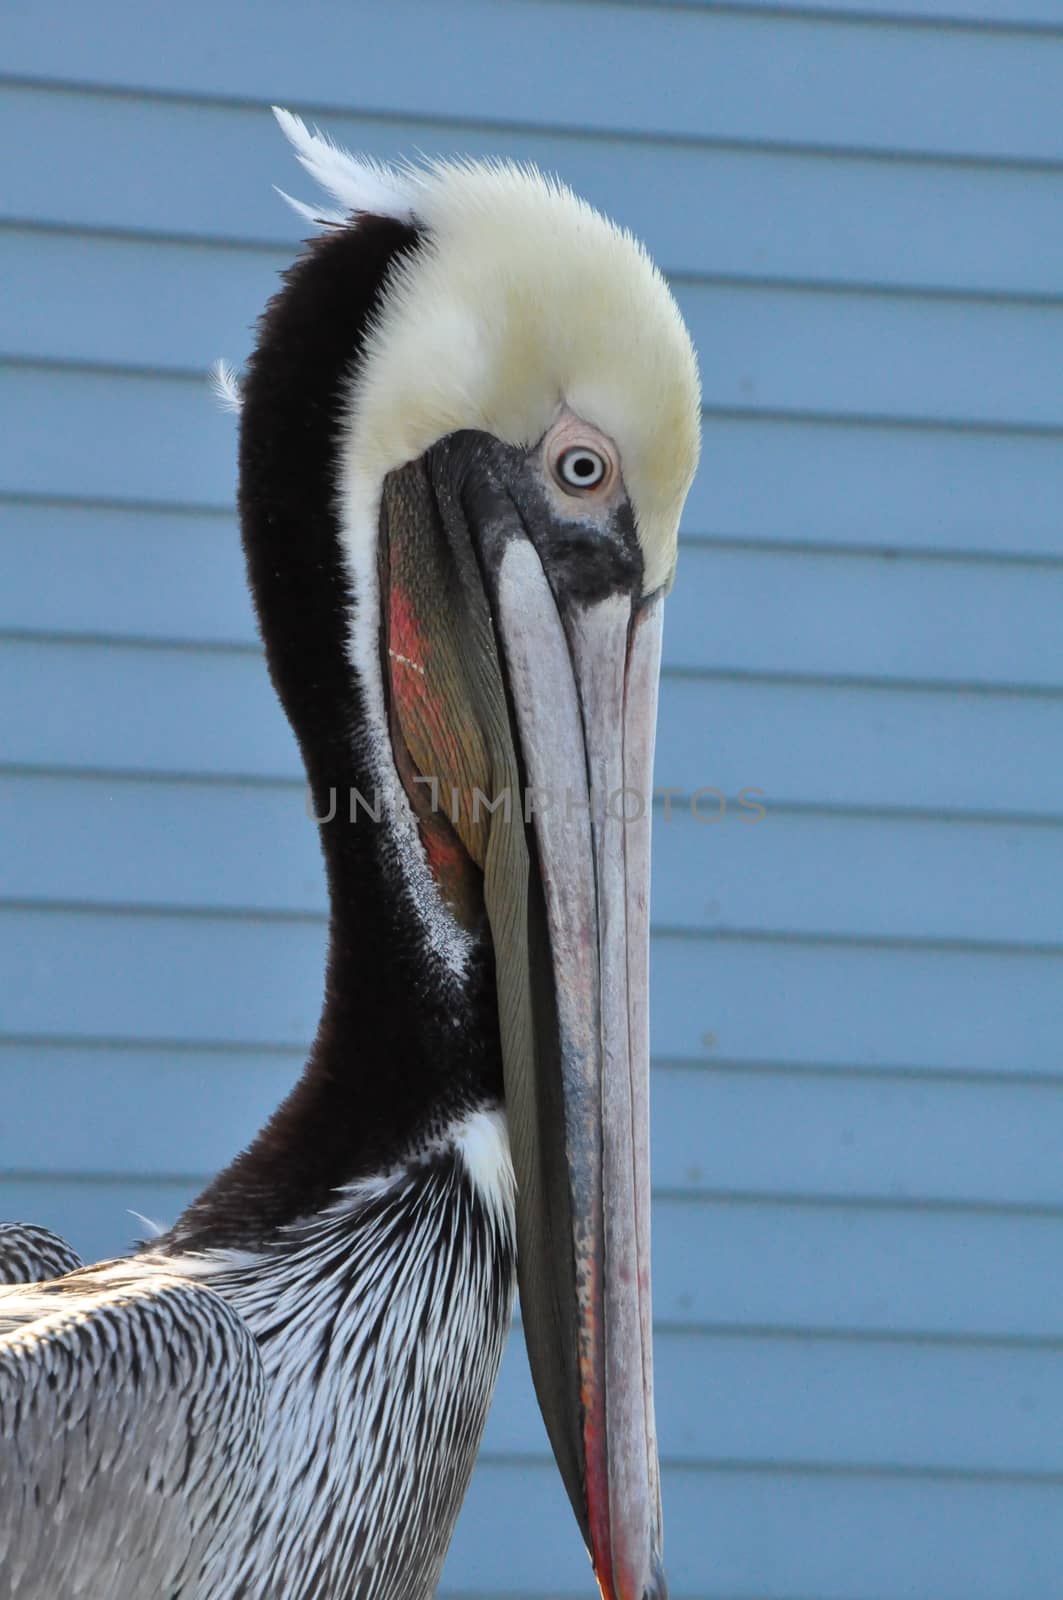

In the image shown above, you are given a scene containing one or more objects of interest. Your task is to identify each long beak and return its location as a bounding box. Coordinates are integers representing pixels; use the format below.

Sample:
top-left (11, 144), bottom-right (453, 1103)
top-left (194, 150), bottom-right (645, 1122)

top-left (384, 441), bottom-right (667, 1597)
top-left (486, 535), bottom-right (666, 1600)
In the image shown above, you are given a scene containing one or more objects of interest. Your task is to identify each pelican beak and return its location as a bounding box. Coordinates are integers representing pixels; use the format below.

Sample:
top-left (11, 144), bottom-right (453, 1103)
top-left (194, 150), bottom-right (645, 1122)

top-left (381, 434), bottom-right (668, 1600)
top-left (487, 545), bottom-right (665, 1600)
top-left (467, 461), bottom-right (666, 1600)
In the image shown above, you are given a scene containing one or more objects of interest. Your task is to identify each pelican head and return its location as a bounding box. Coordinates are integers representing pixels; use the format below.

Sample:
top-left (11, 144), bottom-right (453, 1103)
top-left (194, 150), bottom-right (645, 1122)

top-left (242, 111), bottom-right (701, 1600)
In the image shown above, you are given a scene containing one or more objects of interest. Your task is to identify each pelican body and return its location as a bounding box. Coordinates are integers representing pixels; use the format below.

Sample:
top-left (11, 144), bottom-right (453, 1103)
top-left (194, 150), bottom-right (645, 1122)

top-left (0, 112), bottom-right (700, 1600)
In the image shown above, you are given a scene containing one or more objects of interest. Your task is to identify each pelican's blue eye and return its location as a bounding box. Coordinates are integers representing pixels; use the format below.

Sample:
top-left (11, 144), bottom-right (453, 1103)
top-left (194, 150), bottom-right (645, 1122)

top-left (556, 446), bottom-right (607, 491)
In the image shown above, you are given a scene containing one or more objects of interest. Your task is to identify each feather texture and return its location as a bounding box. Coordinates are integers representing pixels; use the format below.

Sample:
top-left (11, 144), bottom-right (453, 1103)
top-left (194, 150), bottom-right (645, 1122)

top-left (0, 1223), bottom-right (82, 1285)
top-left (273, 109), bottom-right (418, 224)
top-left (0, 1272), bottom-right (265, 1600)
top-left (0, 1110), bottom-right (515, 1599)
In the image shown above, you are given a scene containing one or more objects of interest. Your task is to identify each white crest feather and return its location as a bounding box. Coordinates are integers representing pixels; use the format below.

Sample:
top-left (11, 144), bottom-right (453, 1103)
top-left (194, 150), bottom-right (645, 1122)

top-left (272, 107), bottom-right (417, 224)
top-left (273, 186), bottom-right (346, 228)
top-left (128, 1209), bottom-right (167, 1239)
top-left (210, 359), bottom-right (244, 414)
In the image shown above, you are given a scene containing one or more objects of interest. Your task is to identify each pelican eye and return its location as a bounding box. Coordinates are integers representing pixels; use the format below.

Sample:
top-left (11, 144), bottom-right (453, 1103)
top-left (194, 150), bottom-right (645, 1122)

top-left (554, 446), bottom-right (608, 493)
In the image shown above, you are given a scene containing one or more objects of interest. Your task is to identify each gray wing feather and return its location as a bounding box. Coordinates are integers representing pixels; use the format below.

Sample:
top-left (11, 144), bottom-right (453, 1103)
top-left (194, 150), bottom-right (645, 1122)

top-left (0, 1268), bottom-right (266, 1600)
top-left (0, 1223), bottom-right (83, 1284)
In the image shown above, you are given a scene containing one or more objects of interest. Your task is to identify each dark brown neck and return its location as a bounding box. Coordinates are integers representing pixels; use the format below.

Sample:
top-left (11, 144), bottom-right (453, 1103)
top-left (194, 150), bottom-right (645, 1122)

top-left (168, 216), bottom-right (503, 1250)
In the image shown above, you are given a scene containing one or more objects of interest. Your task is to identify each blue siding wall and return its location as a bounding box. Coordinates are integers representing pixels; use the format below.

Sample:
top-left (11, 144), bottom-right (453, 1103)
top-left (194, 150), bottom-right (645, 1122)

top-left (2, 2), bottom-right (1062, 1595)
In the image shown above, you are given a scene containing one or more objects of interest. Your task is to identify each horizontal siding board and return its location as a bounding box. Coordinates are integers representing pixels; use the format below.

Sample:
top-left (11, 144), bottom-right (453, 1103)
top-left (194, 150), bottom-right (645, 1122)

top-left (654, 1064), bottom-right (1063, 1207)
top-left (1, 907), bottom-right (1060, 1078)
top-left (654, 935), bottom-right (1063, 1075)
top-left (6, 367), bottom-right (1063, 559)
top-left (654, 677), bottom-right (1063, 818)
top-left (666, 804), bottom-right (1054, 948)
top-left (9, 1047), bottom-right (1063, 1210)
top-left (3, 1), bottom-right (1062, 161)
top-left (0, 773), bottom-right (327, 914)
top-left (0, 503), bottom-right (258, 647)
top-left (6, 86), bottom-right (1063, 298)
top-left (0, 1046), bottom-right (300, 1180)
top-left (4, 636), bottom-right (1059, 817)
top-left (653, 1197), bottom-right (1063, 1339)
top-left (485, 1330), bottom-right (1063, 1476)
top-left (680, 0), bottom-right (1063, 22)
top-left (8, 503), bottom-right (1061, 691)
top-left (0, 366), bottom-right (237, 509)
top-left (0, 636), bottom-right (302, 781)
top-left (691, 279), bottom-right (1063, 431)
top-left (684, 415), bottom-right (1063, 556)
top-left (669, 545), bottom-right (1063, 690)
top-left (7, 232), bottom-right (1063, 430)
top-left (0, 229), bottom-right (287, 377)
top-left (0, 1176), bottom-right (198, 1264)
top-left (4, 773), bottom-right (1062, 950)
top-left (444, 1461), bottom-right (1063, 1599)
top-left (0, 906), bottom-right (327, 1049)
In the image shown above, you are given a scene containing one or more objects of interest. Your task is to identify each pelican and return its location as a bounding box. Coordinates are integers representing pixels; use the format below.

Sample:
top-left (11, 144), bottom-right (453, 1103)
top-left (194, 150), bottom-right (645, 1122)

top-left (0, 110), bottom-right (700, 1600)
